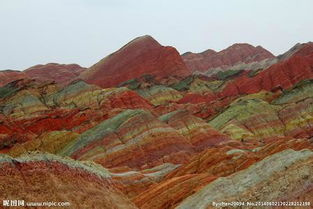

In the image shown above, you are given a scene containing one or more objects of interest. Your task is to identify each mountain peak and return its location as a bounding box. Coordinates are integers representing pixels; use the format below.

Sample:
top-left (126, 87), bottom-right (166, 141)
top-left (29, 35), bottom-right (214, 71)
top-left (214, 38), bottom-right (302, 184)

top-left (80, 36), bottom-right (190, 88)
top-left (130, 35), bottom-right (158, 44)
top-left (118, 35), bottom-right (161, 53)
top-left (227, 43), bottom-right (255, 49)
top-left (223, 43), bottom-right (272, 54)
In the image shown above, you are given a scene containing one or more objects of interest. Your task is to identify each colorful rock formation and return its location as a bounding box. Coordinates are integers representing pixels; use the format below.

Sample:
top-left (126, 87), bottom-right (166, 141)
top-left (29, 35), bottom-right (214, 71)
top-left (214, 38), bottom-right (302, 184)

top-left (110, 163), bottom-right (180, 198)
top-left (0, 63), bottom-right (86, 88)
top-left (0, 153), bottom-right (138, 209)
top-left (0, 37), bottom-right (312, 209)
top-left (0, 79), bottom-right (154, 152)
top-left (175, 149), bottom-right (313, 209)
top-left (8, 131), bottom-right (79, 157)
top-left (80, 35), bottom-right (191, 88)
top-left (209, 80), bottom-right (313, 141)
top-left (182, 43), bottom-right (275, 72)
top-left (159, 110), bottom-right (229, 151)
top-left (136, 85), bottom-right (183, 105)
top-left (278, 42), bottom-right (313, 60)
top-left (0, 70), bottom-right (27, 87)
top-left (133, 137), bottom-right (313, 209)
top-left (59, 109), bottom-right (194, 169)
top-left (219, 55), bottom-right (313, 98)
top-left (24, 63), bottom-right (86, 85)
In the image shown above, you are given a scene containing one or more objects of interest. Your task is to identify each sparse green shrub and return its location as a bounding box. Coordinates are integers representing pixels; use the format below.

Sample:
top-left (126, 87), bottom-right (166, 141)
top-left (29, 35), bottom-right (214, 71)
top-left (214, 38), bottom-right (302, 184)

top-left (216, 70), bottom-right (242, 80)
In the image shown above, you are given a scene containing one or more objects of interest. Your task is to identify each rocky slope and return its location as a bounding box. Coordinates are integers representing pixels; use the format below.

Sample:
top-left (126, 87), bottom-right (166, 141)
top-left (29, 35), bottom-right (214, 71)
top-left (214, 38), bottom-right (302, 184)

top-left (133, 137), bottom-right (313, 209)
top-left (0, 153), bottom-right (138, 209)
top-left (0, 70), bottom-right (27, 86)
top-left (175, 149), bottom-right (313, 209)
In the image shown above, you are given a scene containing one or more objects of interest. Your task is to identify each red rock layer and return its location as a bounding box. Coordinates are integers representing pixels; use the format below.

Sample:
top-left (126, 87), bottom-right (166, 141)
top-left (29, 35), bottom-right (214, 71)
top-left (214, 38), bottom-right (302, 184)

top-left (154, 95), bottom-right (236, 120)
top-left (0, 154), bottom-right (138, 209)
top-left (291, 42), bottom-right (313, 57)
top-left (182, 43), bottom-right (274, 72)
top-left (0, 70), bottom-right (27, 87)
top-left (278, 42), bottom-right (313, 60)
top-left (133, 173), bottom-right (217, 209)
top-left (109, 163), bottom-right (180, 198)
top-left (133, 137), bottom-right (313, 209)
top-left (177, 92), bottom-right (217, 104)
top-left (24, 63), bottom-right (85, 85)
top-left (0, 79), bottom-right (154, 152)
top-left (80, 35), bottom-right (191, 88)
top-left (70, 110), bottom-right (194, 169)
top-left (160, 110), bottom-right (230, 151)
top-left (220, 54), bottom-right (313, 97)
top-left (165, 137), bottom-right (308, 179)
top-left (0, 118), bottom-right (34, 152)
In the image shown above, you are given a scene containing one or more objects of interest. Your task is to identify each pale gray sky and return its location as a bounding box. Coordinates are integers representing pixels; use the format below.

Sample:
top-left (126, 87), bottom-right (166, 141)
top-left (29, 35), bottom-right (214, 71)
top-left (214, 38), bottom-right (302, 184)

top-left (0, 0), bottom-right (312, 70)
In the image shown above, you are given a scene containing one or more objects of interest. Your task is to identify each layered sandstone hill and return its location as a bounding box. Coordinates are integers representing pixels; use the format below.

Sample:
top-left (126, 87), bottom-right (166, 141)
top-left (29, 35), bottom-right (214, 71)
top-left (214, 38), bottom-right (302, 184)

top-left (80, 35), bottom-right (191, 88)
top-left (175, 149), bottom-right (313, 209)
top-left (0, 79), bottom-right (154, 151)
top-left (0, 63), bottom-right (85, 87)
top-left (219, 46), bottom-right (313, 97)
top-left (278, 42), bottom-right (313, 61)
top-left (182, 43), bottom-right (275, 72)
top-left (0, 153), bottom-right (138, 209)
top-left (134, 143), bottom-right (313, 209)
top-left (0, 70), bottom-right (27, 86)
top-left (24, 63), bottom-right (86, 85)
top-left (211, 80), bottom-right (313, 140)
top-left (59, 108), bottom-right (229, 169)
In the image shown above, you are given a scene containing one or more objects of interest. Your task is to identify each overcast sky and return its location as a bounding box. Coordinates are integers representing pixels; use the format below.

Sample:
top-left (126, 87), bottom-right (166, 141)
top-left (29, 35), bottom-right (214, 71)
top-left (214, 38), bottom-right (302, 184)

top-left (0, 0), bottom-right (312, 70)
